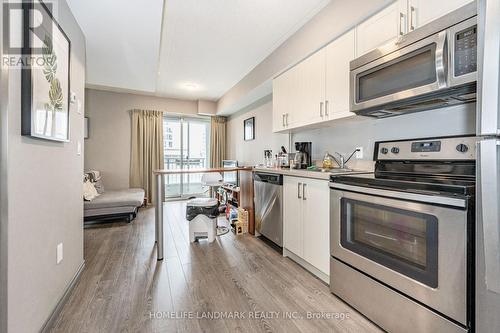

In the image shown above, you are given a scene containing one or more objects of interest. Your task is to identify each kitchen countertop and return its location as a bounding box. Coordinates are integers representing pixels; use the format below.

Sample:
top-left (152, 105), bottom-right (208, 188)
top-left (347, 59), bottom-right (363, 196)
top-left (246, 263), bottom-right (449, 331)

top-left (252, 166), bottom-right (371, 180)
top-left (153, 167), bottom-right (252, 174)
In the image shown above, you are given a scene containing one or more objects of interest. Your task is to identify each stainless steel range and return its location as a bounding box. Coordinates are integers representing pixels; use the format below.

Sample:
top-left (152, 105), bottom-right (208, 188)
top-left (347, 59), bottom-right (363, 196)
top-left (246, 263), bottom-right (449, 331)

top-left (329, 136), bottom-right (476, 333)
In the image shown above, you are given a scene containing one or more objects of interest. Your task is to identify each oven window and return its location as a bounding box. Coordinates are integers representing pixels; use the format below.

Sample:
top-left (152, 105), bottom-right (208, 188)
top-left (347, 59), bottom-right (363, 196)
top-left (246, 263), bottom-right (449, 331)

top-left (341, 198), bottom-right (438, 288)
top-left (356, 44), bottom-right (437, 103)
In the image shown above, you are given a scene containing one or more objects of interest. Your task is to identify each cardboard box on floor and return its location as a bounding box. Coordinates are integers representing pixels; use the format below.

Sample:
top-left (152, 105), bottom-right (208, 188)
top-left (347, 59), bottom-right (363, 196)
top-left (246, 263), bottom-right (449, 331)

top-left (234, 208), bottom-right (248, 235)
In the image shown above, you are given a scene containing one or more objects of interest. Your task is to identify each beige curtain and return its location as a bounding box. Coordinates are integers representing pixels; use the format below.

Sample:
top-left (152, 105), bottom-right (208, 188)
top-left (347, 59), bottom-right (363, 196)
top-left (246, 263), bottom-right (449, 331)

top-left (210, 116), bottom-right (227, 168)
top-left (130, 110), bottom-right (164, 204)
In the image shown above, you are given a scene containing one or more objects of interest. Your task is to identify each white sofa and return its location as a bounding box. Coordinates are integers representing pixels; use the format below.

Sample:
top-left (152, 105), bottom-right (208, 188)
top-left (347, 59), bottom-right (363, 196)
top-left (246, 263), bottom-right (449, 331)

top-left (84, 188), bottom-right (145, 223)
top-left (83, 171), bottom-right (145, 223)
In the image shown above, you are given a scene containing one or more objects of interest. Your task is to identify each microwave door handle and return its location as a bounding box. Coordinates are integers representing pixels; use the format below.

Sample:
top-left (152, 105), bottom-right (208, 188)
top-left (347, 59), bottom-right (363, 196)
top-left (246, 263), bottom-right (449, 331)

top-left (478, 139), bottom-right (500, 294)
top-left (435, 31), bottom-right (448, 89)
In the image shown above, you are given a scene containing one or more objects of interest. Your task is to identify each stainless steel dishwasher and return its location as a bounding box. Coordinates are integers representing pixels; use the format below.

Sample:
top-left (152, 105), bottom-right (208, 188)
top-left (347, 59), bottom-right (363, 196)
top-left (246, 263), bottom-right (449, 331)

top-left (253, 172), bottom-right (283, 247)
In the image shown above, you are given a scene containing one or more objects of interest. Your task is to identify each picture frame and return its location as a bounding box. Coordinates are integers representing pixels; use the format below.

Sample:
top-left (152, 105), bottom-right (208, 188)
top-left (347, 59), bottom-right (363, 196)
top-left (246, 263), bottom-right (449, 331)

top-left (21, 0), bottom-right (71, 142)
top-left (244, 117), bottom-right (255, 141)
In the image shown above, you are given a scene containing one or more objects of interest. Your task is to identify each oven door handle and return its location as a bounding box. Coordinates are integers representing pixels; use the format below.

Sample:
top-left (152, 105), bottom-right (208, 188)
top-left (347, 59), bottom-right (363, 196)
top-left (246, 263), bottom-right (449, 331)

top-left (477, 139), bottom-right (500, 294)
top-left (329, 182), bottom-right (466, 208)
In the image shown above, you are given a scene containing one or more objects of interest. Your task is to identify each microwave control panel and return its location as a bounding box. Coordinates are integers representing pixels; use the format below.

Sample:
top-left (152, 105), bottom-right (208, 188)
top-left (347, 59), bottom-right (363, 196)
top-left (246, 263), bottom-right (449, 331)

top-left (454, 25), bottom-right (477, 77)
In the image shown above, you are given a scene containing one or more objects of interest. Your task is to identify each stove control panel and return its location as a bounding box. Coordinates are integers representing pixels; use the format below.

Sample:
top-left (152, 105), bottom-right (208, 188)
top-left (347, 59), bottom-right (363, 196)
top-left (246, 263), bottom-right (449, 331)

top-left (411, 141), bottom-right (441, 153)
top-left (376, 136), bottom-right (477, 161)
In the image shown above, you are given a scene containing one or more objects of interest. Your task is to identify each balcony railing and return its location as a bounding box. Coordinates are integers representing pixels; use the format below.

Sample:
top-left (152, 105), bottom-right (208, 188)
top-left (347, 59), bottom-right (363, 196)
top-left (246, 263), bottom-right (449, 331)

top-left (164, 156), bottom-right (208, 198)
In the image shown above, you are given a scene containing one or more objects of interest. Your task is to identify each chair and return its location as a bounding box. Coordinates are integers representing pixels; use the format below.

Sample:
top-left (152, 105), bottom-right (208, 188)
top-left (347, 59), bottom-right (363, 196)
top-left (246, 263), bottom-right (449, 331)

top-left (201, 173), bottom-right (223, 197)
top-left (187, 173), bottom-right (224, 243)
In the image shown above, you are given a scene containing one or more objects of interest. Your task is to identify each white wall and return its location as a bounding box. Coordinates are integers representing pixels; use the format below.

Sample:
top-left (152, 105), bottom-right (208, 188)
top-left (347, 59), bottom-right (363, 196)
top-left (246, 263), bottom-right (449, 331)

top-left (292, 103), bottom-right (476, 170)
top-left (226, 95), bottom-right (289, 166)
top-left (0, 2), bottom-right (9, 331)
top-left (84, 88), bottom-right (200, 190)
top-left (3, 1), bottom-right (86, 332)
top-left (227, 101), bottom-right (476, 171)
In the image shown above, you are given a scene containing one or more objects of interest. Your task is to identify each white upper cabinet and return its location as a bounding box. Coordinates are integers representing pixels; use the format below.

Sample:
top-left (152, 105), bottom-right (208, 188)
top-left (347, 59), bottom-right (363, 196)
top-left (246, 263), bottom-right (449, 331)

top-left (273, 49), bottom-right (325, 132)
top-left (357, 0), bottom-right (473, 57)
top-left (325, 29), bottom-right (356, 120)
top-left (291, 49), bottom-right (326, 128)
top-left (407, 0), bottom-right (473, 31)
top-left (356, 1), bottom-right (407, 56)
top-left (272, 35), bottom-right (355, 133)
top-left (272, 69), bottom-right (291, 132)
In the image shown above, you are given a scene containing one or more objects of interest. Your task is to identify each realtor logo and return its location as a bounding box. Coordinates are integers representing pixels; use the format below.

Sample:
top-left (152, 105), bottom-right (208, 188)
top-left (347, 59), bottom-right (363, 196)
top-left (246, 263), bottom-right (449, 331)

top-left (3, 0), bottom-right (54, 66)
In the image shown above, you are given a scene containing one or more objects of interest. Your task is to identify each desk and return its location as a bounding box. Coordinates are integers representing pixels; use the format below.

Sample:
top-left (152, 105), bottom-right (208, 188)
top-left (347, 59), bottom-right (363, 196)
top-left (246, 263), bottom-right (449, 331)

top-left (153, 167), bottom-right (254, 260)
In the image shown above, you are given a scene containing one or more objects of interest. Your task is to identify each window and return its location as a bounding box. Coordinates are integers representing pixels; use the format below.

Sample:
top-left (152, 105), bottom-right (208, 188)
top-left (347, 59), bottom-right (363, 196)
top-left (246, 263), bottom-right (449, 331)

top-left (163, 116), bottom-right (211, 199)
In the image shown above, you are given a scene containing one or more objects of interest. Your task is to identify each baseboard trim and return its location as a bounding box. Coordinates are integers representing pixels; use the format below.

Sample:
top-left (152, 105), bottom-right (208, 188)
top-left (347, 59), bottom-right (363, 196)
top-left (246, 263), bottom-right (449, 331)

top-left (283, 248), bottom-right (330, 284)
top-left (40, 261), bottom-right (85, 333)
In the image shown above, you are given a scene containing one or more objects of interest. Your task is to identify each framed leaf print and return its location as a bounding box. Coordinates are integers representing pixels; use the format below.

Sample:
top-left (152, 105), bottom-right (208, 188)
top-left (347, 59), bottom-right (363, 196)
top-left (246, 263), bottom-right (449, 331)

top-left (21, 0), bottom-right (71, 142)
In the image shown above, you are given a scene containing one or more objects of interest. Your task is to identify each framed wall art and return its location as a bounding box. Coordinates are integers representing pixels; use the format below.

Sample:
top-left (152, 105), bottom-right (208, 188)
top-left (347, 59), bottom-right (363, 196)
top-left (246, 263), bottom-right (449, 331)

top-left (21, 0), bottom-right (71, 142)
top-left (244, 117), bottom-right (255, 141)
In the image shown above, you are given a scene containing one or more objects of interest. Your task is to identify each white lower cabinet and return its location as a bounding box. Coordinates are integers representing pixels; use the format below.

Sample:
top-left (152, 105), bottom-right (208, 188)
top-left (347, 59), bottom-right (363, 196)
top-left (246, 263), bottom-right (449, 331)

top-left (283, 176), bottom-right (330, 277)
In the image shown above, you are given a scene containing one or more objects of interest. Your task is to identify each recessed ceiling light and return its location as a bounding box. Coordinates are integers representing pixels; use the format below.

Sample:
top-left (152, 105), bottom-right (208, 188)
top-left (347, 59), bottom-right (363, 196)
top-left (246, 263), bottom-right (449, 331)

top-left (183, 83), bottom-right (199, 90)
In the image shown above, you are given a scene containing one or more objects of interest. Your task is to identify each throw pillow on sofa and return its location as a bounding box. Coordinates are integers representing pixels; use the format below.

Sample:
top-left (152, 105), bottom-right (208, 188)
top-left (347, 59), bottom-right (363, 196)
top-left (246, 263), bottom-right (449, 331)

top-left (84, 170), bottom-right (105, 194)
top-left (93, 178), bottom-right (105, 194)
top-left (83, 180), bottom-right (99, 201)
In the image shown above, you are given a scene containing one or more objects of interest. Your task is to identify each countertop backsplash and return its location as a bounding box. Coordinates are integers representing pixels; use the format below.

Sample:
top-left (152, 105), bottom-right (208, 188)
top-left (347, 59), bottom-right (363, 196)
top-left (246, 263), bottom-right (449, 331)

top-left (292, 103), bottom-right (476, 167)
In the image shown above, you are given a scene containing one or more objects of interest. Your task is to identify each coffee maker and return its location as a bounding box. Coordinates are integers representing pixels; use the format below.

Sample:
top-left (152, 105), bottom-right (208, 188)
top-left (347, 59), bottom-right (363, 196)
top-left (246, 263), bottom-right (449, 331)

top-left (293, 142), bottom-right (312, 169)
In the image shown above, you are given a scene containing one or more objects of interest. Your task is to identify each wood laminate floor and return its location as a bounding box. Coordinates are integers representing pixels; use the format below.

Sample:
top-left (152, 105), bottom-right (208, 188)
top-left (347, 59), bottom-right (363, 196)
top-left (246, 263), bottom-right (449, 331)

top-left (51, 202), bottom-right (382, 333)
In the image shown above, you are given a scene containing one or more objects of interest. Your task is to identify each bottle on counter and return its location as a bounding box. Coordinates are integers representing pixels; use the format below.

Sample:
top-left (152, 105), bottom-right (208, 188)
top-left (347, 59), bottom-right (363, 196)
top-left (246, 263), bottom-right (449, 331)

top-left (322, 152), bottom-right (335, 169)
top-left (264, 150), bottom-right (273, 167)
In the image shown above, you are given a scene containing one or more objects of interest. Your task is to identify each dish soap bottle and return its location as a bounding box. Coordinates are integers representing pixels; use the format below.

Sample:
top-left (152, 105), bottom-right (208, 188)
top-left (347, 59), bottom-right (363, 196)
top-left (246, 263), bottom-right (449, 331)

top-left (322, 152), bottom-right (335, 169)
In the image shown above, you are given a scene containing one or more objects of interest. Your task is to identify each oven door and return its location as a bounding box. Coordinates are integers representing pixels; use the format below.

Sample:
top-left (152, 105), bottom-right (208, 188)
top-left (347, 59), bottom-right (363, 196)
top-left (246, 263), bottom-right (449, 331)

top-left (350, 31), bottom-right (447, 114)
top-left (330, 185), bottom-right (467, 325)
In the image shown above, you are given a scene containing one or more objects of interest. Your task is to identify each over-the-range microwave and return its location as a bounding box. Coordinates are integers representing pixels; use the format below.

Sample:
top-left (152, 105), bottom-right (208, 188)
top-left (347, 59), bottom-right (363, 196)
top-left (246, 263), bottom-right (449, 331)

top-left (350, 2), bottom-right (477, 118)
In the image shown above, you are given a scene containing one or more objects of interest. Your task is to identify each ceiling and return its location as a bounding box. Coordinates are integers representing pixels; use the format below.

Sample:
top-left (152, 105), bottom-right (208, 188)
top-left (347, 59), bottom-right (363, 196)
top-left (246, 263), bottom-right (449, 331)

top-left (67, 0), bottom-right (164, 93)
top-left (67, 0), bottom-right (330, 101)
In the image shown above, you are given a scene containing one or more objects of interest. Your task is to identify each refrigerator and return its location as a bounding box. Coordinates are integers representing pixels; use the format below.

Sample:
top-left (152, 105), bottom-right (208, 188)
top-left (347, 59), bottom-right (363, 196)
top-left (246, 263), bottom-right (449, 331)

top-left (476, 0), bottom-right (500, 331)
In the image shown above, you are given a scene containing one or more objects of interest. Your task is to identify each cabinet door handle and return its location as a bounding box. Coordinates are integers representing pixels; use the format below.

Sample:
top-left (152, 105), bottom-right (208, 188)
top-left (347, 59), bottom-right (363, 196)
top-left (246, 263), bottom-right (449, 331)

top-left (286, 113), bottom-right (289, 126)
top-left (399, 12), bottom-right (405, 36)
top-left (325, 100), bottom-right (329, 117)
top-left (298, 182), bottom-right (302, 199)
top-left (282, 114), bottom-right (285, 127)
top-left (320, 102), bottom-right (324, 117)
top-left (303, 183), bottom-right (307, 201)
top-left (410, 6), bottom-right (416, 31)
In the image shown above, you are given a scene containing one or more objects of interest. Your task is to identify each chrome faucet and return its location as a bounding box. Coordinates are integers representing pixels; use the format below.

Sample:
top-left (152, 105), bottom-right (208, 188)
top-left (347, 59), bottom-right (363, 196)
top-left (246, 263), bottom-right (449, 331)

top-left (332, 148), bottom-right (360, 169)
